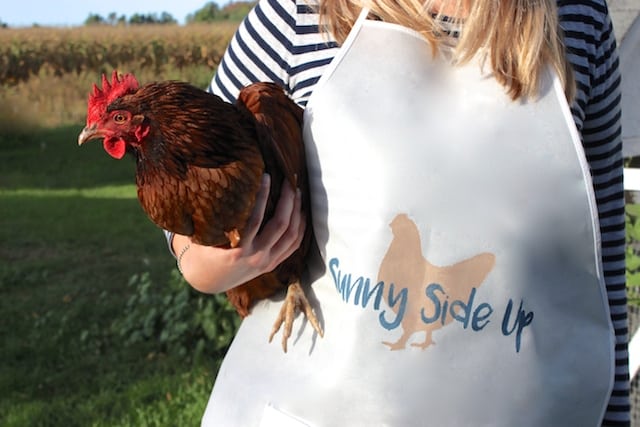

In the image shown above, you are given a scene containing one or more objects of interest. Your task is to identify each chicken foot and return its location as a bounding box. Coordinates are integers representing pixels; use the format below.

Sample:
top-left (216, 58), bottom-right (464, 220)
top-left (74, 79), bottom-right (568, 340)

top-left (269, 282), bottom-right (323, 352)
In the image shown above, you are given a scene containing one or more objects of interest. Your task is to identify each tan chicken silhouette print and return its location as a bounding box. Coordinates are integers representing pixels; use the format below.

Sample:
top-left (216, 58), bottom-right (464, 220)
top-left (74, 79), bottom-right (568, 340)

top-left (378, 214), bottom-right (496, 350)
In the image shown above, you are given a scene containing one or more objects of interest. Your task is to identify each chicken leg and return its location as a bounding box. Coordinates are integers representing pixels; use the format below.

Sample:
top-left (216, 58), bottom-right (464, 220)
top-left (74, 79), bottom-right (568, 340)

top-left (269, 282), bottom-right (323, 352)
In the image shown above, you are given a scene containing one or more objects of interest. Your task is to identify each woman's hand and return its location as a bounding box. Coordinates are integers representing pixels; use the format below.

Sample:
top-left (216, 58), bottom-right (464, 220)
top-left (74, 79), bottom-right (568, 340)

top-left (172, 174), bottom-right (305, 294)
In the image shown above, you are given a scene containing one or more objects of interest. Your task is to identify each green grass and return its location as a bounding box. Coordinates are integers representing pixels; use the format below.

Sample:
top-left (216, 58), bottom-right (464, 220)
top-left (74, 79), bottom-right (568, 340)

top-left (0, 125), bottom-right (218, 426)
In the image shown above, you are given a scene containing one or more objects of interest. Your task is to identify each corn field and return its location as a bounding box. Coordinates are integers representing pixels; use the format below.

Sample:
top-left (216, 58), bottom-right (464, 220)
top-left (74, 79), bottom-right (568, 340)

top-left (0, 23), bottom-right (238, 85)
top-left (0, 23), bottom-right (238, 128)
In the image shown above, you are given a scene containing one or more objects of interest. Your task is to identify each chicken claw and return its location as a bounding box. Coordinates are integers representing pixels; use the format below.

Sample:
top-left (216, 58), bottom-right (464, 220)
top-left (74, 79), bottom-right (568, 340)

top-left (269, 282), bottom-right (323, 352)
top-left (225, 229), bottom-right (241, 248)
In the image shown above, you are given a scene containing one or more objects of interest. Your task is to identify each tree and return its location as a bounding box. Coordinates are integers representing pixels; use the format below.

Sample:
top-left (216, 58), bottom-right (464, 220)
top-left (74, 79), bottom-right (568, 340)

top-left (187, 1), bottom-right (256, 23)
top-left (186, 2), bottom-right (220, 23)
top-left (107, 12), bottom-right (118, 25)
top-left (159, 12), bottom-right (177, 25)
top-left (218, 1), bottom-right (256, 21)
top-left (84, 13), bottom-right (105, 25)
top-left (83, 11), bottom-right (176, 26)
top-left (128, 13), bottom-right (148, 25)
top-left (128, 12), bottom-right (176, 25)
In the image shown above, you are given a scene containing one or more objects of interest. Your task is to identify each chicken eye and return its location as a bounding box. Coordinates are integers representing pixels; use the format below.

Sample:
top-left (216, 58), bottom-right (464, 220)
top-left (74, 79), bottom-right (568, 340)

top-left (113, 113), bottom-right (127, 123)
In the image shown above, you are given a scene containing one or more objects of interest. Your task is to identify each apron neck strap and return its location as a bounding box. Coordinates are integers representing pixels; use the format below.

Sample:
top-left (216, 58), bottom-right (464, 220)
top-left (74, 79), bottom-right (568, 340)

top-left (355, 7), bottom-right (371, 27)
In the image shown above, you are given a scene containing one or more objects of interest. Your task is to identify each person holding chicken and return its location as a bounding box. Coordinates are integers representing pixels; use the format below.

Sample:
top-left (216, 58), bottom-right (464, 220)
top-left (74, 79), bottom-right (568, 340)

top-left (170, 0), bottom-right (628, 425)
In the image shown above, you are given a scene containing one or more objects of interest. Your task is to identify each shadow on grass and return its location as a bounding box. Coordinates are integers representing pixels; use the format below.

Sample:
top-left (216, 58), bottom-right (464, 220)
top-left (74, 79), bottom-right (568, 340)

top-left (0, 124), bottom-right (137, 190)
top-left (0, 197), bottom-right (182, 424)
top-left (0, 126), bottom-right (213, 426)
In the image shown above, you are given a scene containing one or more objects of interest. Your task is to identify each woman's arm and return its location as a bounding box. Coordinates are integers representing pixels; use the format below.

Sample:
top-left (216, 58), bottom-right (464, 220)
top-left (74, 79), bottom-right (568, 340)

top-left (208, 0), bottom-right (300, 103)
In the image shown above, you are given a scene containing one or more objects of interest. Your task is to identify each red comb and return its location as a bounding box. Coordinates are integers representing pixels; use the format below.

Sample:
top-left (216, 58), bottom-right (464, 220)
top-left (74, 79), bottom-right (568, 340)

top-left (87, 70), bottom-right (139, 123)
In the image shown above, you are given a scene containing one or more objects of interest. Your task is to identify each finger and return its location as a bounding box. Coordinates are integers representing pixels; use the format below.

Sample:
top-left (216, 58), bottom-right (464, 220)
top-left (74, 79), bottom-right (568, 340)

top-left (255, 181), bottom-right (296, 249)
top-left (267, 189), bottom-right (305, 269)
top-left (242, 174), bottom-right (271, 245)
top-left (292, 206), bottom-right (306, 249)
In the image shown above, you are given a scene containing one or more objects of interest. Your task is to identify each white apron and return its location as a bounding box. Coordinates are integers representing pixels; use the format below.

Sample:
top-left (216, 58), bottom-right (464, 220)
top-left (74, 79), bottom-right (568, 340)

top-left (202, 12), bottom-right (614, 427)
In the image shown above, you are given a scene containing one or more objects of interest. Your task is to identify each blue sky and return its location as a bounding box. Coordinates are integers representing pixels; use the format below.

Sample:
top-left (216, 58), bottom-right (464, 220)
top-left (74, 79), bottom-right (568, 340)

top-left (1, 0), bottom-right (218, 27)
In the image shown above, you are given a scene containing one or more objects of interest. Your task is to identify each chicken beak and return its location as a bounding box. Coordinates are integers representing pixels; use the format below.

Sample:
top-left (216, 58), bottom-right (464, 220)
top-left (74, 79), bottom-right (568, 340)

top-left (78, 124), bottom-right (102, 146)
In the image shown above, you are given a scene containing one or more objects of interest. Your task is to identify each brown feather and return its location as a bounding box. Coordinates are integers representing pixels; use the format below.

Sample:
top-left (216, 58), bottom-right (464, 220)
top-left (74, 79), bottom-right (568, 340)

top-left (121, 80), bottom-right (268, 248)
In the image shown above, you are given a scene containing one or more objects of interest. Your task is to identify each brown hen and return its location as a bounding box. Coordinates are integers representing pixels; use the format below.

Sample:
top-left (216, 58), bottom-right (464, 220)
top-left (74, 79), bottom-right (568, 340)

top-left (78, 71), bottom-right (322, 351)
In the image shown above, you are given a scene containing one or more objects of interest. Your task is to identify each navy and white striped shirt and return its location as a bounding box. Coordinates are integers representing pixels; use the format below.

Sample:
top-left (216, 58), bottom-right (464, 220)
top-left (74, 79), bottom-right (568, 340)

top-left (208, 0), bottom-right (629, 423)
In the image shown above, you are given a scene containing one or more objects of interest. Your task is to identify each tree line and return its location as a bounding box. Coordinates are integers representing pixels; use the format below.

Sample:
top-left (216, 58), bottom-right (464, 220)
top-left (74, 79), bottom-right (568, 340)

top-left (84, 11), bottom-right (178, 26)
top-left (83, 1), bottom-right (256, 26)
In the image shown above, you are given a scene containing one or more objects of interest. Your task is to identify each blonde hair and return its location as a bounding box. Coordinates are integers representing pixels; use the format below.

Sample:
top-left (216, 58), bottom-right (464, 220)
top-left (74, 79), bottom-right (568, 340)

top-left (318, 0), bottom-right (575, 101)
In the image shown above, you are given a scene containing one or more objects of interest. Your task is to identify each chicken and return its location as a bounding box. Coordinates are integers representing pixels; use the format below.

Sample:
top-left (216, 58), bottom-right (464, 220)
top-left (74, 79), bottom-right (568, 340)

top-left (77, 71), bottom-right (322, 352)
top-left (378, 214), bottom-right (495, 350)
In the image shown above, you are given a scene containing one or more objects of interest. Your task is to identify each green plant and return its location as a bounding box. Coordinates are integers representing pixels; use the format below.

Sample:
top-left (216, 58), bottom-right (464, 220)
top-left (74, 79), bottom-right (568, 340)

top-left (626, 203), bottom-right (640, 306)
top-left (112, 269), bottom-right (241, 364)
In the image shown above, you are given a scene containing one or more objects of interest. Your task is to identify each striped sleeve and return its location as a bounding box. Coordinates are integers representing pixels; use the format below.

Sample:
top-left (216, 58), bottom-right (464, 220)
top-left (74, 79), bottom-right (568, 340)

top-left (559, 1), bottom-right (629, 425)
top-left (208, 0), bottom-right (338, 105)
top-left (208, 0), bottom-right (296, 102)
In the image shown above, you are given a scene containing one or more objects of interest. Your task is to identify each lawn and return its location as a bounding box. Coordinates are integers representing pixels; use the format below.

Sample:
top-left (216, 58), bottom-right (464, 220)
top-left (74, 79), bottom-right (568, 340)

top-left (0, 125), bottom-right (235, 426)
